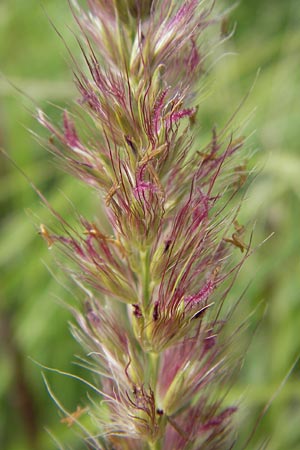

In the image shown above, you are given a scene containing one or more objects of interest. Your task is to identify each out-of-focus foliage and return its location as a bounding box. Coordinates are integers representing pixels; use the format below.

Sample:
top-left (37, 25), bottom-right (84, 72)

top-left (1, 0), bottom-right (299, 449)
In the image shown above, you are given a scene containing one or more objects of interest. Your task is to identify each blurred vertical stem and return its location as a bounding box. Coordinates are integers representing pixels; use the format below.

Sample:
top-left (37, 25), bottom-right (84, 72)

top-left (149, 440), bottom-right (160, 450)
top-left (149, 351), bottom-right (159, 389)
top-left (141, 247), bottom-right (151, 312)
top-left (141, 248), bottom-right (161, 450)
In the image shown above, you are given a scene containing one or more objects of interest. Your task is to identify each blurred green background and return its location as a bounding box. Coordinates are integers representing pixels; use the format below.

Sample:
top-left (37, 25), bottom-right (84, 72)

top-left (1, 0), bottom-right (300, 449)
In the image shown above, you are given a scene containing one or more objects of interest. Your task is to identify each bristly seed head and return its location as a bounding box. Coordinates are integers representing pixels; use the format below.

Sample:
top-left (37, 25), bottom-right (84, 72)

top-left (37, 1), bottom-right (250, 448)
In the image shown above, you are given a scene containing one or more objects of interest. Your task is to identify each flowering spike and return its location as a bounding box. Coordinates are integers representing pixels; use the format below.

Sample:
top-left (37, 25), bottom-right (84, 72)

top-left (37, 1), bottom-right (254, 448)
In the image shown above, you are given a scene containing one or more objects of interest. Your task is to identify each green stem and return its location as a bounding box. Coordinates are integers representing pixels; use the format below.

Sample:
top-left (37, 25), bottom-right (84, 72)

top-left (148, 441), bottom-right (160, 450)
top-left (141, 247), bottom-right (151, 311)
top-left (149, 352), bottom-right (159, 389)
top-left (148, 352), bottom-right (162, 450)
top-left (140, 250), bottom-right (162, 450)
